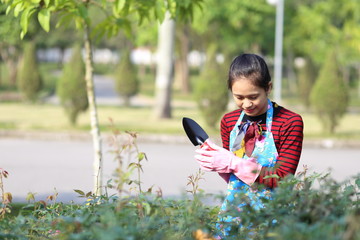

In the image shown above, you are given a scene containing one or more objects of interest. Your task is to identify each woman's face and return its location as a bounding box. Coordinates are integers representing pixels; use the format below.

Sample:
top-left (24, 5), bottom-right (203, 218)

top-left (231, 78), bottom-right (270, 117)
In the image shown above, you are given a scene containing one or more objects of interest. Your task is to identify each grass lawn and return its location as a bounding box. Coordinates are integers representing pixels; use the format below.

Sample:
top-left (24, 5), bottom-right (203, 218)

top-left (0, 102), bottom-right (216, 135)
top-left (1, 101), bottom-right (360, 141)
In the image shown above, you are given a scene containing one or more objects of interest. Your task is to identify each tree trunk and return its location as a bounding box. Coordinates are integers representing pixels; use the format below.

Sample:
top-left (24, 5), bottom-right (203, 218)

top-left (174, 24), bottom-right (191, 94)
top-left (0, 46), bottom-right (18, 87)
top-left (84, 23), bottom-right (103, 196)
top-left (154, 11), bottom-right (176, 119)
top-left (358, 63), bottom-right (360, 98)
top-left (285, 50), bottom-right (297, 96)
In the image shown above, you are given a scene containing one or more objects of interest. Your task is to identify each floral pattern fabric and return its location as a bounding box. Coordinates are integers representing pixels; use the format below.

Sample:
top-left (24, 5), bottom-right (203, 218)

top-left (215, 99), bottom-right (278, 239)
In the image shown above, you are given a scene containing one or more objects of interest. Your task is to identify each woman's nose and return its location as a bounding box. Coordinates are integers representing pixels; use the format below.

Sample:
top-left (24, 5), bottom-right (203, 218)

top-left (243, 99), bottom-right (253, 108)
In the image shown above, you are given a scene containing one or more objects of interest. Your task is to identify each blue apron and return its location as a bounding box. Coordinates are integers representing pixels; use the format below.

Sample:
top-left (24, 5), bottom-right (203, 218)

top-left (215, 99), bottom-right (278, 238)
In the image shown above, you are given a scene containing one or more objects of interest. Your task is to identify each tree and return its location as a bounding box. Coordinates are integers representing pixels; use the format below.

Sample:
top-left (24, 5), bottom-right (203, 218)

top-left (3, 0), bottom-right (203, 195)
top-left (114, 49), bottom-right (139, 107)
top-left (154, 11), bottom-right (176, 119)
top-left (0, 5), bottom-right (22, 87)
top-left (296, 57), bottom-right (318, 109)
top-left (174, 22), bottom-right (191, 94)
top-left (194, 44), bottom-right (228, 128)
top-left (191, 0), bottom-right (275, 58)
top-left (17, 41), bottom-right (43, 102)
top-left (57, 44), bottom-right (88, 125)
top-left (310, 50), bottom-right (349, 134)
top-left (288, 0), bottom-right (360, 72)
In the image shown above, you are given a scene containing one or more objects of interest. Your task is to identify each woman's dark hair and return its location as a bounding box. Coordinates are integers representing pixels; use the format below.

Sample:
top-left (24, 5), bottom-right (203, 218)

top-left (228, 53), bottom-right (271, 91)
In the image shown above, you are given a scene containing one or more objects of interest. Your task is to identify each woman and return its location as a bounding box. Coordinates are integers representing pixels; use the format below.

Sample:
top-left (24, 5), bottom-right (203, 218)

top-left (195, 53), bottom-right (304, 238)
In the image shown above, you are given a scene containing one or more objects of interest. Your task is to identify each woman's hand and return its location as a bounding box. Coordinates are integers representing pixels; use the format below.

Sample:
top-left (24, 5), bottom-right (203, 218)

top-left (194, 139), bottom-right (262, 185)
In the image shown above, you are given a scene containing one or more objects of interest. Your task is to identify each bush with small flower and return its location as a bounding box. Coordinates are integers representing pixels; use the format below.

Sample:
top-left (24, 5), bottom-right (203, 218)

top-left (1, 169), bottom-right (359, 239)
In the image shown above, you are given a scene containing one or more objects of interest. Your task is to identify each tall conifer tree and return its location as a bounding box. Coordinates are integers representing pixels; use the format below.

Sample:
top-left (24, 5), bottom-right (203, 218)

top-left (17, 41), bottom-right (43, 102)
top-left (310, 50), bottom-right (349, 133)
top-left (57, 45), bottom-right (88, 125)
top-left (195, 45), bottom-right (228, 128)
top-left (114, 49), bottom-right (139, 107)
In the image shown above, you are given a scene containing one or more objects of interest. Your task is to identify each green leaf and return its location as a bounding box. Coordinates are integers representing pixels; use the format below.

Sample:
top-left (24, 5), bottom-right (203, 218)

top-left (38, 8), bottom-right (51, 32)
top-left (155, 0), bottom-right (165, 22)
top-left (26, 192), bottom-right (36, 202)
top-left (355, 178), bottom-right (360, 188)
top-left (20, 7), bottom-right (31, 37)
top-left (122, 20), bottom-right (132, 38)
top-left (138, 152), bottom-right (147, 161)
top-left (20, 30), bottom-right (25, 39)
top-left (343, 185), bottom-right (355, 196)
top-left (142, 202), bottom-right (152, 215)
top-left (14, 2), bottom-right (24, 17)
top-left (75, 17), bottom-right (83, 29)
top-left (115, 0), bottom-right (126, 13)
top-left (43, 0), bottom-right (50, 7)
top-left (74, 189), bottom-right (85, 196)
top-left (263, 174), bottom-right (280, 179)
top-left (56, 12), bottom-right (74, 28)
top-left (78, 4), bottom-right (88, 20)
top-left (6, 6), bottom-right (12, 15)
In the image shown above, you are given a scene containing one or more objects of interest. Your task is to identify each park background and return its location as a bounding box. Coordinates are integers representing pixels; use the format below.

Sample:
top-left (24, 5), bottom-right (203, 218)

top-left (1, 0), bottom-right (360, 239)
top-left (1, 0), bottom-right (360, 204)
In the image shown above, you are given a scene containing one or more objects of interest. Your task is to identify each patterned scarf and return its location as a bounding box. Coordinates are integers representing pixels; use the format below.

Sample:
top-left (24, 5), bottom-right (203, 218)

top-left (233, 120), bottom-right (263, 158)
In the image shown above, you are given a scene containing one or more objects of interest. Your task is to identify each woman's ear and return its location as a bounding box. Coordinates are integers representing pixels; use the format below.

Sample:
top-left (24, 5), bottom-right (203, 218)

top-left (266, 82), bottom-right (273, 95)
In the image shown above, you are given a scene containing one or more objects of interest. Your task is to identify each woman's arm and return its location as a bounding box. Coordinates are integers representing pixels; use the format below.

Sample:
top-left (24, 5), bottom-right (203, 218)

top-left (256, 114), bottom-right (304, 188)
top-left (218, 114), bottom-right (233, 182)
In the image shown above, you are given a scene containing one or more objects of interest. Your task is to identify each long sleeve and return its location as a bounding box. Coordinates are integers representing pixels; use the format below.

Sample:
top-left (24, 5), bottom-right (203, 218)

top-left (256, 113), bottom-right (304, 188)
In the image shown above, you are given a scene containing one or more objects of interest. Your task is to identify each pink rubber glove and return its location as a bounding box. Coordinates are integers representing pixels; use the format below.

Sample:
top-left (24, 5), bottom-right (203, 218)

top-left (195, 139), bottom-right (262, 186)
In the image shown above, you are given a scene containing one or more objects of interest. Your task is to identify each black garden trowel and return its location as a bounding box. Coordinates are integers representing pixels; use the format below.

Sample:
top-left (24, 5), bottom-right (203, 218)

top-left (182, 117), bottom-right (209, 146)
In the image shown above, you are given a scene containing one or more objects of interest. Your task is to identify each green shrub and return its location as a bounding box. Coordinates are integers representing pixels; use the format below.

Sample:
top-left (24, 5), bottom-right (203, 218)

top-left (2, 132), bottom-right (359, 239)
top-left (310, 50), bottom-right (350, 133)
top-left (114, 49), bottom-right (139, 107)
top-left (1, 172), bottom-right (359, 239)
top-left (17, 41), bottom-right (43, 102)
top-left (296, 57), bottom-right (318, 109)
top-left (221, 171), bottom-right (360, 239)
top-left (194, 45), bottom-right (228, 128)
top-left (57, 44), bottom-right (88, 125)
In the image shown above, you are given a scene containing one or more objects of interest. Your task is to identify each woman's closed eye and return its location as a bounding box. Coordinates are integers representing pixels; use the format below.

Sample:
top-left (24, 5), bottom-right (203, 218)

top-left (248, 95), bottom-right (258, 100)
top-left (235, 95), bottom-right (258, 101)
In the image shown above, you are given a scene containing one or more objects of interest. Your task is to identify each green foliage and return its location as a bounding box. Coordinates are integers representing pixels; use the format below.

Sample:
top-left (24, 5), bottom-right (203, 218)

top-left (57, 44), bottom-right (88, 125)
top-left (2, 0), bottom-right (204, 40)
top-left (1, 171), bottom-right (359, 239)
top-left (194, 45), bottom-right (228, 128)
top-left (230, 171), bottom-right (360, 240)
top-left (296, 57), bottom-right (318, 109)
top-left (0, 193), bottom-right (217, 240)
top-left (191, 0), bottom-right (275, 56)
top-left (114, 49), bottom-right (139, 107)
top-left (0, 4), bottom-right (21, 45)
top-left (310, 50), bottom-right (349, 134)
top-left (16, 41), bottom-right (43, 102)
top-left (289, 0), bottom-right (360, 66)
top-left (106, 121), bottom-right (149, 197)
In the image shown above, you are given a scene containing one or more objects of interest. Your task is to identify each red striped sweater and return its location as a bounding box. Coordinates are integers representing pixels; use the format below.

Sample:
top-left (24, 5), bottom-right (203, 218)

top-left (220, 102), bottom-right (304, 189)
